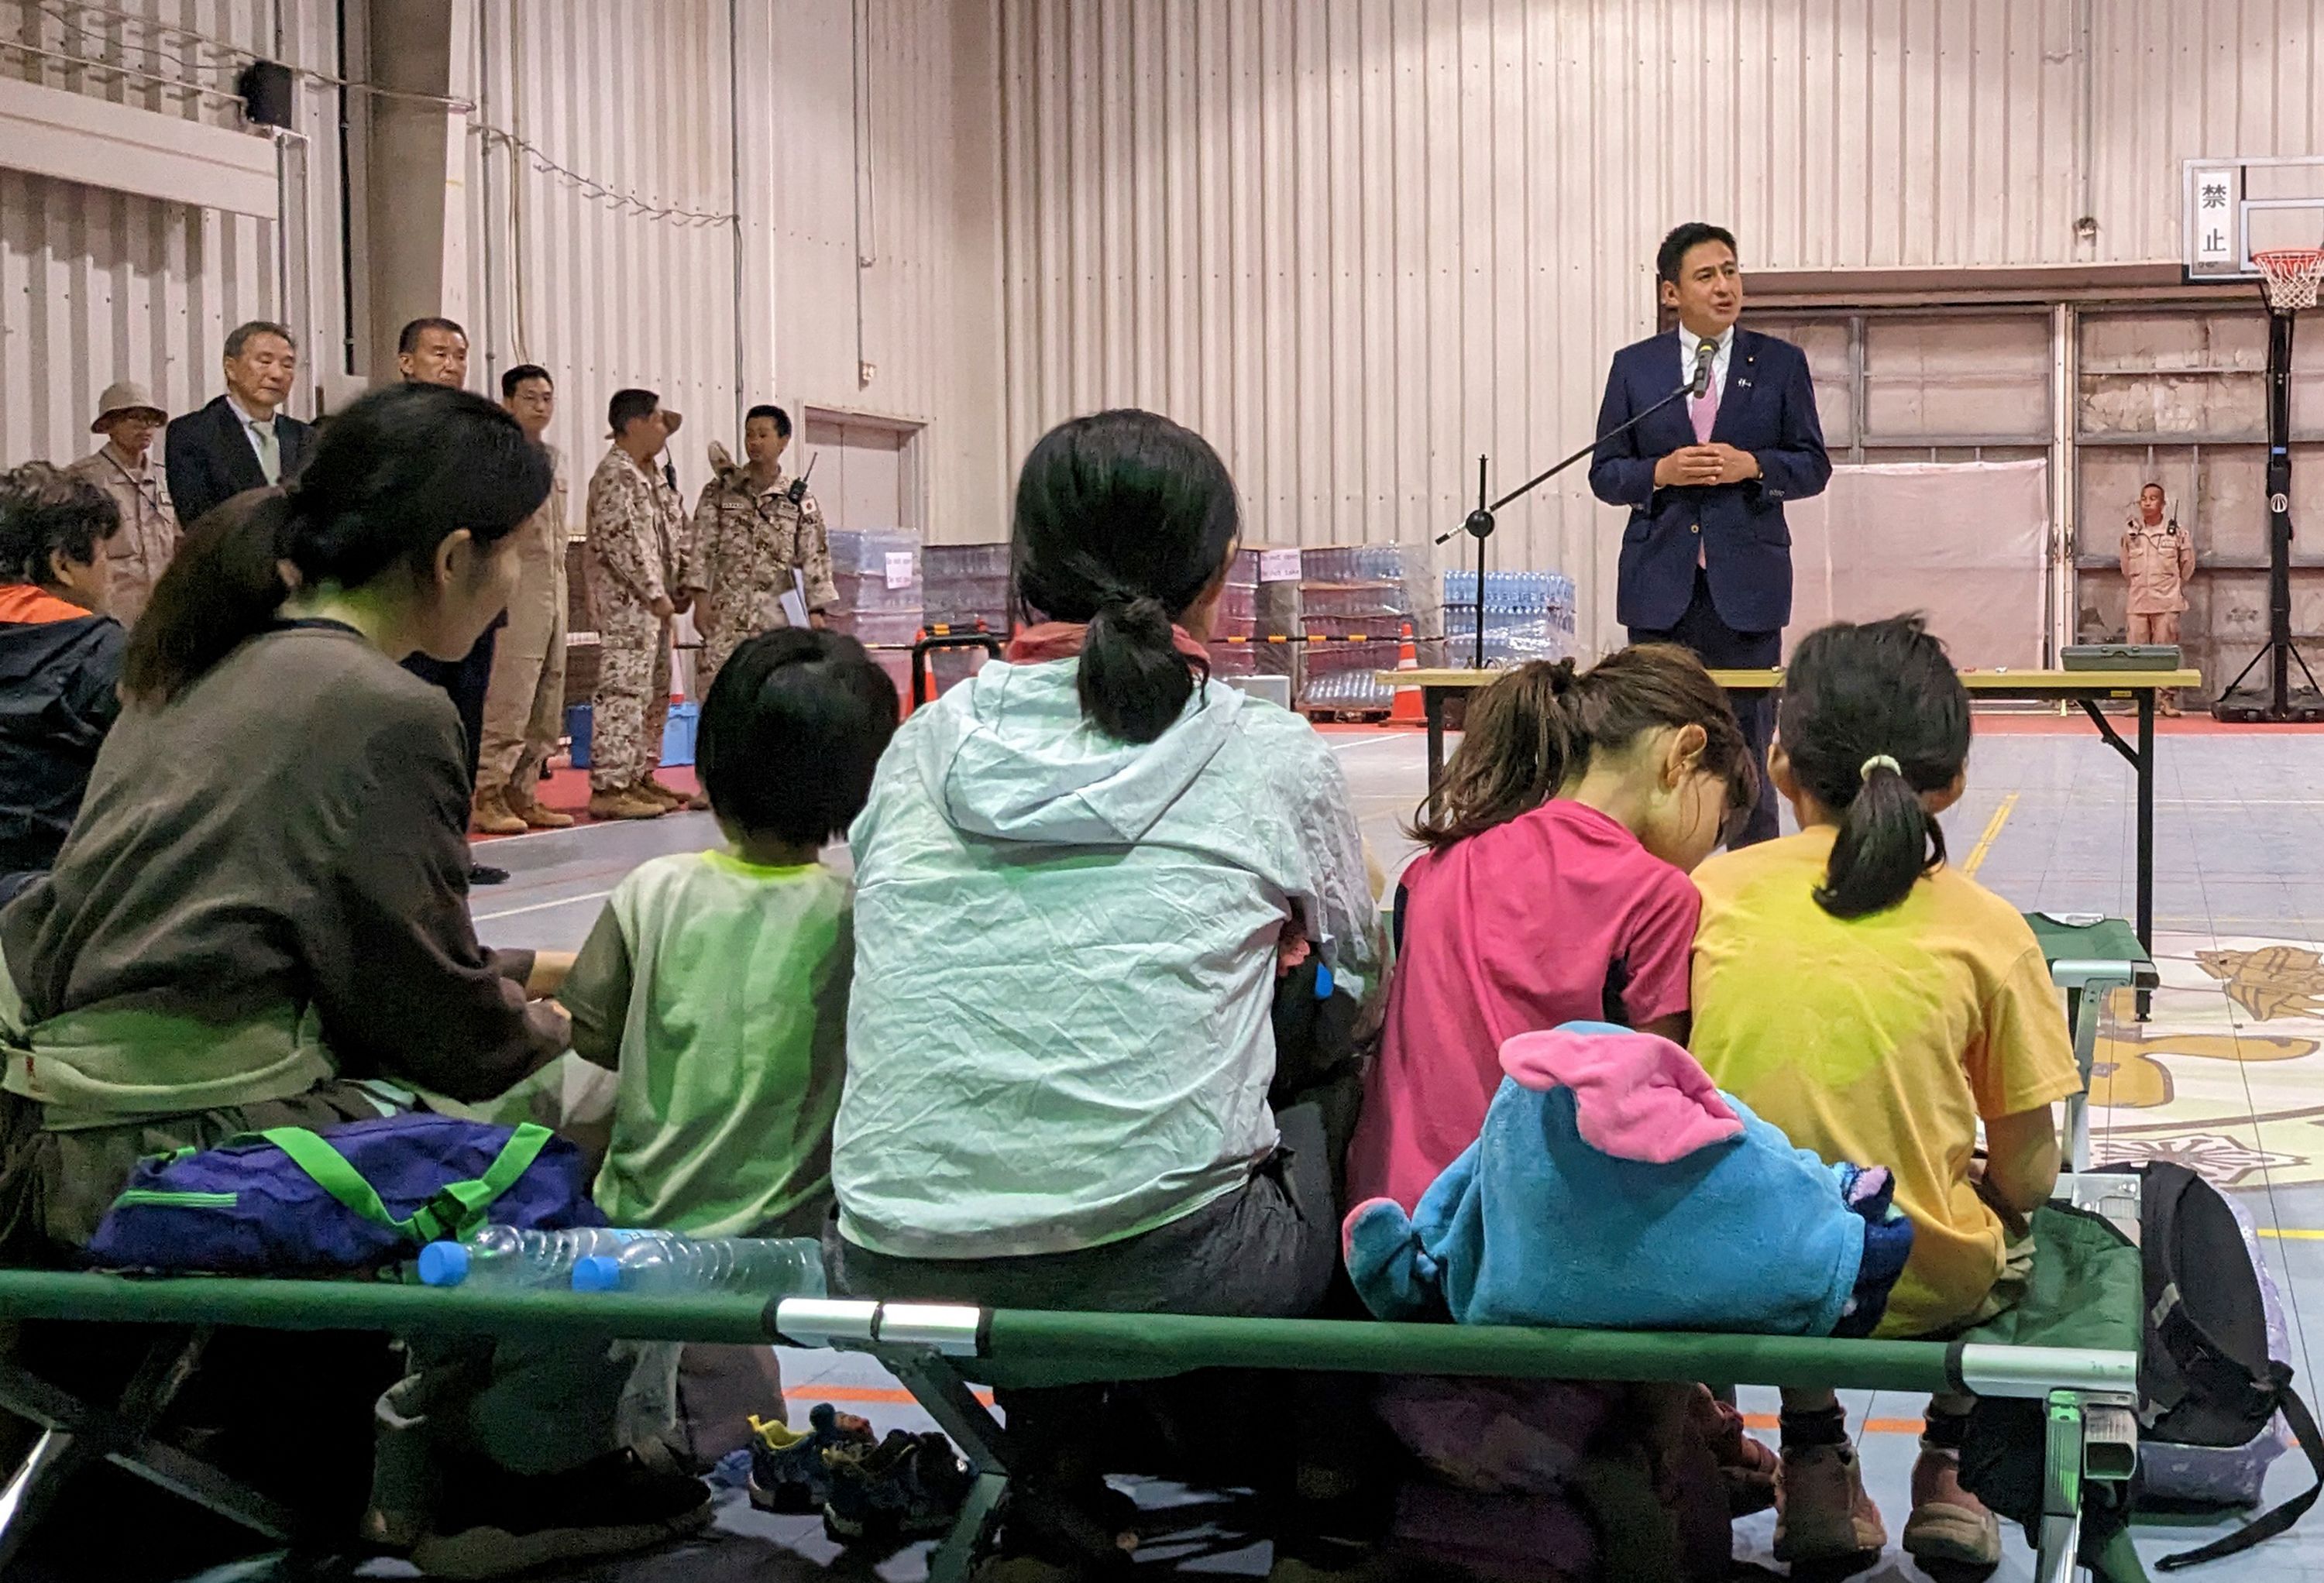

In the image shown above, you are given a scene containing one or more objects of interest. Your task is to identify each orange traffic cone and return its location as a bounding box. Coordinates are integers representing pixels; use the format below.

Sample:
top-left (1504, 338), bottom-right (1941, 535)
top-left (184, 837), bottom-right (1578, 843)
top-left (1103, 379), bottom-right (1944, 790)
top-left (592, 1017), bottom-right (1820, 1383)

top-left (1390, 621), bottom-right (1425, 725)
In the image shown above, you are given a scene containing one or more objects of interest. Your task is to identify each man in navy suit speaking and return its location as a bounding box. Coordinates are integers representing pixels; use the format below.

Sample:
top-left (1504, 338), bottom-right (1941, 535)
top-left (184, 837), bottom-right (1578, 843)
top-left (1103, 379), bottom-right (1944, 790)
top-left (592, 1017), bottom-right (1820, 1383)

top-left (1589, 222), bottom-right (1831, 847)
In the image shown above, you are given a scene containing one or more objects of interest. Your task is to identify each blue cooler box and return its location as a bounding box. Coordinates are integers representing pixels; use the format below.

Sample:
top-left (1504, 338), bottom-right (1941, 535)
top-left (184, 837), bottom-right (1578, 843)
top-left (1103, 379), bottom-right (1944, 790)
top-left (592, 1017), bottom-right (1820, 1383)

top-left (564, 702), bottom-right (700, 769)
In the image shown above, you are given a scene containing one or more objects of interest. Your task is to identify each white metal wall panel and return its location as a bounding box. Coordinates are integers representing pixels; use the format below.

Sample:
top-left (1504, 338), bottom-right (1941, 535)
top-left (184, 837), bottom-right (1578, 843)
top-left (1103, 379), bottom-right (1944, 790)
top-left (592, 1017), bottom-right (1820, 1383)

top-left (995, 0), bottom-right (2324, 646)
top-left (743, 0), bottom-right (1006, 544)
top-left (0, 0), bottom-right (331, 467)
top-left (465, 0), bottom-right (737, 498)
top-left (2091, 0), bottom-right (2324, 265)
top-left (462, 0), bottom-right (1005, 540)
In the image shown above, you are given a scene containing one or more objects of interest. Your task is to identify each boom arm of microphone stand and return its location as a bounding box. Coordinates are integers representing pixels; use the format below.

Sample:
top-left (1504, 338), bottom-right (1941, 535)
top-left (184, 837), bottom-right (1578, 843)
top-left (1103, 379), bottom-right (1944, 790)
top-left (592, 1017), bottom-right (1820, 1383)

top-left (1435, 376), bottom-right (1701, 545)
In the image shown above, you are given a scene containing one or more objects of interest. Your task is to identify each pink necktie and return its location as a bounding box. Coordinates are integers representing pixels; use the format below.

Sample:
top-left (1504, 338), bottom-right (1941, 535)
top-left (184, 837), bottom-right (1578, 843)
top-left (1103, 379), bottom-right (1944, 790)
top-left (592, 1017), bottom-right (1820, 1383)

top-left (1690, 342), bottom-right (1720, 442)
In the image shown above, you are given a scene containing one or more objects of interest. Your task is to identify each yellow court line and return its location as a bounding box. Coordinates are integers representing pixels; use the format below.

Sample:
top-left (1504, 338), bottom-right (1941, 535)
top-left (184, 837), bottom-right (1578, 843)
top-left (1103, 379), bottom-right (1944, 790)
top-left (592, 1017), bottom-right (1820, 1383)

top-left (2257, 1228), bottom-right (2324, 1241)
top-left (1960, 792), bottom-right (2021, 878)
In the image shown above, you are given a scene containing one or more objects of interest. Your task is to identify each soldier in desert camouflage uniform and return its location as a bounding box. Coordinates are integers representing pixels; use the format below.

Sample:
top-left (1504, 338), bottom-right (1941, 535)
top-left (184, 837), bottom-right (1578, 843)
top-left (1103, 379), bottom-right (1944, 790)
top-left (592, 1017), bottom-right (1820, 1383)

top-left (583, 388), bottom-right (689, 821)
top-left (682, 404), bottom-right (837, 699)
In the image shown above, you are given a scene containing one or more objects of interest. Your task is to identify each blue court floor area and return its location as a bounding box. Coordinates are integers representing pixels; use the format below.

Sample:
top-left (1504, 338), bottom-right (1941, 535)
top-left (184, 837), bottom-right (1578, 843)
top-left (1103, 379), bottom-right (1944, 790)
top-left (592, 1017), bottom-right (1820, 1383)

top-left (170, 718), bottom-right (2324, 1582)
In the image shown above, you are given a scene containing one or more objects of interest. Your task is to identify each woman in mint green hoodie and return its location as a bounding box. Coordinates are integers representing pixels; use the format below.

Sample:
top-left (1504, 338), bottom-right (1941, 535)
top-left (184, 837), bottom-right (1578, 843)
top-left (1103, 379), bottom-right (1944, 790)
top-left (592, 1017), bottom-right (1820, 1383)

top-left (830, 409), bottom-right (1383, 1579)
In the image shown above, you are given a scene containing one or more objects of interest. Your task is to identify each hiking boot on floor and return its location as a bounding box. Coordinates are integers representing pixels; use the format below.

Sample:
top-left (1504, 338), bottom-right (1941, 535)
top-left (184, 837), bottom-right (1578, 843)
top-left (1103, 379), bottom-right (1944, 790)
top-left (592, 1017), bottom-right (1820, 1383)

top-left (1772, 1442), bottom-right (1886, 1574)
top-left (511, 795), bottom-right (575, 829)
top-left (402, 1448), bottom-right (712, 1578)
top-left (748, 1402), bottom-right (877, 1513)
top-left (588, 787), bottom-right (667, 821)
top-left (1903, 1446), bottom-right (2002, 1571)
top-left (823, 1430), bottom-right (973, 1544)
top-left (470, 788), bottom-right (528, 836)
top-left (686, 790), bottom-right (712, 812)
top-left (634, 776), bottom-right (687, 810)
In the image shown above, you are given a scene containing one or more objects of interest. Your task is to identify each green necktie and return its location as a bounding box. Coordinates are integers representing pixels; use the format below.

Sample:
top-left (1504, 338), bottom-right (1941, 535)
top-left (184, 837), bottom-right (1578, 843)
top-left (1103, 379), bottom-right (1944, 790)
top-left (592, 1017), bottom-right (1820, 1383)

top-left (249, 418), bottom-right (280, 485)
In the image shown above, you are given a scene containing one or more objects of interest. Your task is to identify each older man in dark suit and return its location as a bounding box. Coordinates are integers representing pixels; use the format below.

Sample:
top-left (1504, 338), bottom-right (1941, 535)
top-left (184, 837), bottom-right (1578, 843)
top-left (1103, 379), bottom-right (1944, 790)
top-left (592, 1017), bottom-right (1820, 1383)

top-left (163, 321), bottom-right (313, 529)
top-left (1589, 222), bottom-right (1831, 846)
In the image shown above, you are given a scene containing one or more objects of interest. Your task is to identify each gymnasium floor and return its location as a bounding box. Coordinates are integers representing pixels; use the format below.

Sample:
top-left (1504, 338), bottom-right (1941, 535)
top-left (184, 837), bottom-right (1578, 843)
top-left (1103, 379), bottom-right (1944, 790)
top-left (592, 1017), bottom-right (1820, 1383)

top-left (195, 714), bottom-right (2324, 1581)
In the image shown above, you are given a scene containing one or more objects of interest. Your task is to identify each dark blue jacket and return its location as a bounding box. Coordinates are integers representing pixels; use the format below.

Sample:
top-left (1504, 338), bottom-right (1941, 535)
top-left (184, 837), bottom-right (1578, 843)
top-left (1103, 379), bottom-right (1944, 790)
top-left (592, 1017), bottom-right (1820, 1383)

top-left (0, 592), bottom-right (123, 878)
top-left (1588, 328), bottom-right (1831, 634)
top-left (163, 397), bottom-right (315, 532)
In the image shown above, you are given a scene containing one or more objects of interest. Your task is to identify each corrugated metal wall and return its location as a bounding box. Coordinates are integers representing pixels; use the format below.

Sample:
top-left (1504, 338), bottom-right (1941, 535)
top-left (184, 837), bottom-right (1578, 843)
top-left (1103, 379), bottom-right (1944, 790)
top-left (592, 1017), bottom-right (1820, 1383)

top-left (2092, 0), bottom-right (2324, 259)
top-left (995, 0), bottom-right (2324, 642)
top-left (740, 0), bottom-right (1006, 543)
top-left (462, 0), bottom-right (1006, 534)
top-left (465, 0), bottom-right (737, 488)
top-left (0, 0), bottom-right (339, 467)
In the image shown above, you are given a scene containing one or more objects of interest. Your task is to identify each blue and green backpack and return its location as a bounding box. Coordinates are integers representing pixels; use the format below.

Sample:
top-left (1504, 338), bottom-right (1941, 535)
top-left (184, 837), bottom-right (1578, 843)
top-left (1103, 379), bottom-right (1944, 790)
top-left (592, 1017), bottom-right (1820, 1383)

top-left (87, 1113), bottom-right (605, 1276)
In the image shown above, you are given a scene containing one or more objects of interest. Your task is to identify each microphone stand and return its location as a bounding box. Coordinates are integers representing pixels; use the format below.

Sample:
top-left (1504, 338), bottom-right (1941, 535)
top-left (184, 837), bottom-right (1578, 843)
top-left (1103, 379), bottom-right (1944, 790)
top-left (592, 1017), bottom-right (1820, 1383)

top-left (1436, 373), bottom-right (1703, 671)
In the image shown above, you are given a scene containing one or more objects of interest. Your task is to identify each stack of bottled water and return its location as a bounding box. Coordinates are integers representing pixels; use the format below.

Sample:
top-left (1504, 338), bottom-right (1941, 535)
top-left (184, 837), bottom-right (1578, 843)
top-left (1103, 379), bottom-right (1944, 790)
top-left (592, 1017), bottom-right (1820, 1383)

top-left (1442, 569), bottom-right (1577, 668)
top-left (1299, 544), bottom-right (1438, 710)
top-left (827, 528), bottom-right (923, 699)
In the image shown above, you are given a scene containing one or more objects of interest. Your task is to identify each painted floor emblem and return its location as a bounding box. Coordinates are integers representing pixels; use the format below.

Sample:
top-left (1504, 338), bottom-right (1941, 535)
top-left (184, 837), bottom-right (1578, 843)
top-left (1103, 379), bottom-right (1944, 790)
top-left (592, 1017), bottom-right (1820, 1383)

top-left (2088, 934), bottom-right (2324, 1186)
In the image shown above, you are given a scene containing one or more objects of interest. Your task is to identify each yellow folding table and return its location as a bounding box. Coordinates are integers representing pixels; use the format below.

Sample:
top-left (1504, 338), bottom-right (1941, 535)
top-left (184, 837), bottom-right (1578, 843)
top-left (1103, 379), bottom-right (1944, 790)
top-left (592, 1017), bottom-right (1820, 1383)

top-left (1387, 667), bottom-right (2199, 956)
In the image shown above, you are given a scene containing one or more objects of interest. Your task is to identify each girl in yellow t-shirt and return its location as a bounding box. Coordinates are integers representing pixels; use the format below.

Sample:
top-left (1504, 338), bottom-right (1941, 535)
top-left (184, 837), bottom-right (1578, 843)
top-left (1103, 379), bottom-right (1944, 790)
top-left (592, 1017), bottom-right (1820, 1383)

top-left (1689, 615), bottom-right (2080, 1577)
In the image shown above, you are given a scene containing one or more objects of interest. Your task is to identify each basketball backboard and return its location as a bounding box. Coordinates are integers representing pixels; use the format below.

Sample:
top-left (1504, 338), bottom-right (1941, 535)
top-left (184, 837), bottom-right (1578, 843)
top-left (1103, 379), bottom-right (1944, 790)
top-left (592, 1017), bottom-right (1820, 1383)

top-left (2186, 157), bottom-right (2324, 280)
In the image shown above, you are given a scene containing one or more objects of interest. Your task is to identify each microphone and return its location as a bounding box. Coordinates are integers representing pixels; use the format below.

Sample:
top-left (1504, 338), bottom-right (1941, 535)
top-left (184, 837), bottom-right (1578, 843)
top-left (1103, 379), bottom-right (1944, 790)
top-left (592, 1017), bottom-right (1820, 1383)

top-left (1690, 337), bottom-right (1717, 399)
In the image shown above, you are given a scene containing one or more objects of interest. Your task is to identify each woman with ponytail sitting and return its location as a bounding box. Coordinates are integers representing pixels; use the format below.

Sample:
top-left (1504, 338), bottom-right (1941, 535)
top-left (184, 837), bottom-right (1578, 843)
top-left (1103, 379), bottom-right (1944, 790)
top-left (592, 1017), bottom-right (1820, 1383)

top-left (1688, 615), bottom-right (2080, 1577)
top-left (828, 409), bottom-right (1380, 1580)
top-left (0, 384), bottom-right (711, 1574)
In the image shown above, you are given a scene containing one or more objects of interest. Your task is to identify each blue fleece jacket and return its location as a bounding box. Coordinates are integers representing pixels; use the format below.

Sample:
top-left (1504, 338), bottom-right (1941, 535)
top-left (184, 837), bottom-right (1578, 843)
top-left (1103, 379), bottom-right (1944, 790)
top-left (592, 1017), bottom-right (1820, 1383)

top-left (1345, 1022), bottom-right (1912, 1337)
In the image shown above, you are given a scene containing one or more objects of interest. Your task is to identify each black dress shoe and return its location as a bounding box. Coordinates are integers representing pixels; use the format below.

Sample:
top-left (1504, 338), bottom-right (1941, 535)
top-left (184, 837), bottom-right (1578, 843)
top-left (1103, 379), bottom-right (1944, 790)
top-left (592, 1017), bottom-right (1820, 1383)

top-left (468, 862), bottom-right (510, 887)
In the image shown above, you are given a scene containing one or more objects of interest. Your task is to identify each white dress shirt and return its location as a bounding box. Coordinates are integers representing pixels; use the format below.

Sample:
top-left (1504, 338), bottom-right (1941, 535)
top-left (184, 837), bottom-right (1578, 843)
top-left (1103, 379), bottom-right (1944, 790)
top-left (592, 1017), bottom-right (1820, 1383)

top-left (1676, 321), bottom-right (1737, 403)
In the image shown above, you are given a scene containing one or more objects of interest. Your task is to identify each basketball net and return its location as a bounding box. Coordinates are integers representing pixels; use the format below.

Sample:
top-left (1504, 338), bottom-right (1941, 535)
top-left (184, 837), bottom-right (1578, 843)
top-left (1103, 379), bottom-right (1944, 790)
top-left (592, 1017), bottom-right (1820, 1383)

top-left (2255, 248), bottom-right (2324, 312)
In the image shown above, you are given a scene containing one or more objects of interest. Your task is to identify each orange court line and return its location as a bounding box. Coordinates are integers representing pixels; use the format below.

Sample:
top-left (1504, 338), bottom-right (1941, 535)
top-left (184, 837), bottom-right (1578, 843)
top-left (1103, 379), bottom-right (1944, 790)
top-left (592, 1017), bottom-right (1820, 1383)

top-left (787, 1383), bottom-right (997, 1407)
top-left (1743, 1413), bottom-right (1923, 1435)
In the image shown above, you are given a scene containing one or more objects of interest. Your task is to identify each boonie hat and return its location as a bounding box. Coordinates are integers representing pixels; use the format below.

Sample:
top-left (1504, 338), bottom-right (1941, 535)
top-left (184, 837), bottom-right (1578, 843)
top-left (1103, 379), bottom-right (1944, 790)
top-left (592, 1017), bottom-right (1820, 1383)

top-left (91, 380), bottom-right (167, 432)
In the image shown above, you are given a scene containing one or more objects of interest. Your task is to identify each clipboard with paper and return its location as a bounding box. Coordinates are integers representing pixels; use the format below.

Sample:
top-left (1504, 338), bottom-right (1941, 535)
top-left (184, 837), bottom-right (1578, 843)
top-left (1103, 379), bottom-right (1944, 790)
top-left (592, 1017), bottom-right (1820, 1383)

top-left (777, 569), bottom-right (810, 629)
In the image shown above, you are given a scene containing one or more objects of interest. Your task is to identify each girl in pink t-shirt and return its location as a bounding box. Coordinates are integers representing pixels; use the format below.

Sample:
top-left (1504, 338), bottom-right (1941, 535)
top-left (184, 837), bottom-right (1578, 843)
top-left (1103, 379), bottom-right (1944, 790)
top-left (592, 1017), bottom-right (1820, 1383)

top-left (1346, 645), bottom-right (1759, 1210)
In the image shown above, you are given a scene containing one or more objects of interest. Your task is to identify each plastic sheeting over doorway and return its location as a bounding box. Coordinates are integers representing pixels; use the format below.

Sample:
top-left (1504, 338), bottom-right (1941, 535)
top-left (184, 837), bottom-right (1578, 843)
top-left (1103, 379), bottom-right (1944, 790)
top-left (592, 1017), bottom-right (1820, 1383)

top-left (1783, 459), bottom-right (2051, 671)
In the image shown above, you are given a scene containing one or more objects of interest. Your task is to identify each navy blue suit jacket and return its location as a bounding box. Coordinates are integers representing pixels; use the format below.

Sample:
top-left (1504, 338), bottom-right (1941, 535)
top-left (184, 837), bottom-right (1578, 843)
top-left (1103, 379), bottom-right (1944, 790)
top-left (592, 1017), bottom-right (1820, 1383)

top-left (1587, 328), bottom-right (1830, 635)
top-left (163, 396), bottom-right (315, 532)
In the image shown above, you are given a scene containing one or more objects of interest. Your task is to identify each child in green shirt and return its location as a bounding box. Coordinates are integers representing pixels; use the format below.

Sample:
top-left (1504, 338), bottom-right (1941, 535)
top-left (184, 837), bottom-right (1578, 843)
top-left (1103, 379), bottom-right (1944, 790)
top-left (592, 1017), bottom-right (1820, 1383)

top-left (560, 627), bottom-right (898, 1238)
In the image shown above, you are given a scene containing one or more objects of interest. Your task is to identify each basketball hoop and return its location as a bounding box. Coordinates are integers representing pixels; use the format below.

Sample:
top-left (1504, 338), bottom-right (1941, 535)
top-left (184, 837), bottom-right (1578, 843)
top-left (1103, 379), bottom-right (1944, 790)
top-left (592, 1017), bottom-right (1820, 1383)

top-left (2255, 248), bottom-right (2324, 311)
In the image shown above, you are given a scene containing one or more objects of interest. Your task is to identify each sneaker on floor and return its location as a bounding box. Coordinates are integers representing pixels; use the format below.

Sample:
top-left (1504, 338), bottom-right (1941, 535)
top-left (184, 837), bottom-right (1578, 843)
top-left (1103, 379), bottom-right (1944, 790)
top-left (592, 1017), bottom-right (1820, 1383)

top-left (1903, 1446), bottom-right (2001, 1571)
top-left (588, 788), bottom-right (667, 821)
top-left (1772, 1442), bottom-right (1886, 1572)
top-left (470, 788), bottom-right (528, 836)
top-left (404, 1449), bottom-right (713, 1579)
top-left (748, 1402), bottom-right (877, 1513)
top-left (511, 796), bottom-right (576, 830)
top-left (823, 1430), bottom-right (973, 1544)
top-left (466, 862), bottom-right (509, 887)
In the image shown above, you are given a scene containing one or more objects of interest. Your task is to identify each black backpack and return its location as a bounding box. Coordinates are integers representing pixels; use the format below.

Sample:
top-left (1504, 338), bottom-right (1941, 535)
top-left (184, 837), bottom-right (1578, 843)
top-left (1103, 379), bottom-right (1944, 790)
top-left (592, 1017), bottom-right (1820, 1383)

top-left (2123, 1161), bottom-right (2324, 1570)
